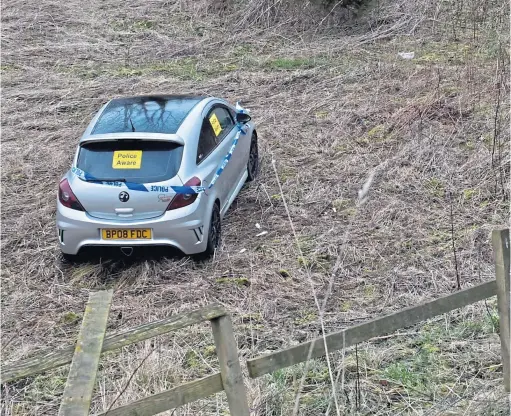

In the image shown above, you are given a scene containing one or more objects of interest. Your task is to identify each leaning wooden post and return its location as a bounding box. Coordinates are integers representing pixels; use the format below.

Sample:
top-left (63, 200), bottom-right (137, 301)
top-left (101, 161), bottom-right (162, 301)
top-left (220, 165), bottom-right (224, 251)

top-left (59, 290), bottom-right (113, 416)
top-left (492, 228), bottom-right (510, 392)
top-left (211, 314), bottom-right (250, 416)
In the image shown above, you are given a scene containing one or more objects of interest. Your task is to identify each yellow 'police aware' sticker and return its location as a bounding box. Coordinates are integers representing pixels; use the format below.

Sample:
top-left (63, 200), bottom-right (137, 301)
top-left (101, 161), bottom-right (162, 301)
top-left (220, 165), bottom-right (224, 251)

top-left (112, 150), bottom-right (142, 169)
top-left (209, 113), bottom-right (222, 137)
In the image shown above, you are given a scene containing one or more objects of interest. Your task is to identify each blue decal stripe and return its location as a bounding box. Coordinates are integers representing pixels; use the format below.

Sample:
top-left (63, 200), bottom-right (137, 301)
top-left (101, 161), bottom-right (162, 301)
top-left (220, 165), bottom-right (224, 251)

top-left (125, 182), bottom-right (149, 192)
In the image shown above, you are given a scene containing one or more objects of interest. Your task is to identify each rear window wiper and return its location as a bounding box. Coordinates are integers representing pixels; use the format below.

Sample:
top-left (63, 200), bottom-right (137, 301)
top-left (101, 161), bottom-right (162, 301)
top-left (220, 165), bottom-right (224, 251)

top-left (85, 177), bottom-right (126, 182)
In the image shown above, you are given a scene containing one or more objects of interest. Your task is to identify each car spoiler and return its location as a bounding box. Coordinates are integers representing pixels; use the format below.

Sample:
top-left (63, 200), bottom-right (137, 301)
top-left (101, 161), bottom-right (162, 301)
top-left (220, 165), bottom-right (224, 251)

top-left (79, 133), bottom-right (185, 146)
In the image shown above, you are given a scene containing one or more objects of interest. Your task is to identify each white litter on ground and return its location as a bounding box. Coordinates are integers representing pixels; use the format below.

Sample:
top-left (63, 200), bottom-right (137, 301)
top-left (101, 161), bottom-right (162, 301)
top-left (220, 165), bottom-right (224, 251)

top-left (398, 51), bottom-right (415, 59)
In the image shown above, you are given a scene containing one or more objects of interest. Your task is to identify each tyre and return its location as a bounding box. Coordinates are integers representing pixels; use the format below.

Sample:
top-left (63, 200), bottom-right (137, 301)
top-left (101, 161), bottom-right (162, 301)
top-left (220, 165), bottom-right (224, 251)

top-left (196, 203), bottom-right (221, 259)
top-left (61, 252), bottom-right (79, 263)
top-left (246, 132), bottom-right (259, 182)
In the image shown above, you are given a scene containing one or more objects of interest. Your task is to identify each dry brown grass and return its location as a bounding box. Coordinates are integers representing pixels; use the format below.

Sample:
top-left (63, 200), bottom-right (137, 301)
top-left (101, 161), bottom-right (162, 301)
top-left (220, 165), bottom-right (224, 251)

top-left (1, 0), bottom-right (510, 414)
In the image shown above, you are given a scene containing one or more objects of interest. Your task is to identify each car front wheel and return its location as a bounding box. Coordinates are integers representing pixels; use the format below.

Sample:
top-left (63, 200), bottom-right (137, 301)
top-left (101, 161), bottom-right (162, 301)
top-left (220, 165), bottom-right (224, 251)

top-left (246, 132), bottom-right (259, 182)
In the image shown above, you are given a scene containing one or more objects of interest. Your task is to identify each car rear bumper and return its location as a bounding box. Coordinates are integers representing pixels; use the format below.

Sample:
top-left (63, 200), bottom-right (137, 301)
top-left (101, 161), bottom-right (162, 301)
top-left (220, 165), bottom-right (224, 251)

top-left (56, 203), bottom-right (208, 255)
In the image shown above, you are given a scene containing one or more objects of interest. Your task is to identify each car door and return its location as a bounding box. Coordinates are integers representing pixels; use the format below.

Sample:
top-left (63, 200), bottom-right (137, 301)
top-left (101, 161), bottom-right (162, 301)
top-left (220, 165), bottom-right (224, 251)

top-left (196, 105), bottom-right (238, 209)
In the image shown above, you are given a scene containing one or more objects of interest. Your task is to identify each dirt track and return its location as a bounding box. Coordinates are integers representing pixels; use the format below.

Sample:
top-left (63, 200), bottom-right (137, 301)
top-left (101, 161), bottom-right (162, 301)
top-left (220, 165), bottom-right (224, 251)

top-left (1, 0), bottom-right (510, 414)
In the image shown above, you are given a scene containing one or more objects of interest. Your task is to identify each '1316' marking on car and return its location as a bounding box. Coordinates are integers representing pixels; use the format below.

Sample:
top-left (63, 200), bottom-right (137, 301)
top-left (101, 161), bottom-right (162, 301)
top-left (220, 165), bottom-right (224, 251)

top-left (150, 185), bottom-right (169, 192)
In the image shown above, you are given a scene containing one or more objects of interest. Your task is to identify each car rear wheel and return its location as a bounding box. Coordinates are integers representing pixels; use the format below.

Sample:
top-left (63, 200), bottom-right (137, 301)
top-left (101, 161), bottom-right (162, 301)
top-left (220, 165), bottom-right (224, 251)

top-left (246, 133), bottom-right (259, 182)
top-left (196, 203), bottom-right (221, 259)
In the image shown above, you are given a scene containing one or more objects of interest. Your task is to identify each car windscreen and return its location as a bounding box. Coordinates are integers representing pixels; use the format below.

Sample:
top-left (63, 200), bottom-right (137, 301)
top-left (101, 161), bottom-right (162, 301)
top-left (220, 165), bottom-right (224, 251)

top-left (91, 96), bottom-right (201, 135)
top-left (77, 140), bottom-right (183, 184)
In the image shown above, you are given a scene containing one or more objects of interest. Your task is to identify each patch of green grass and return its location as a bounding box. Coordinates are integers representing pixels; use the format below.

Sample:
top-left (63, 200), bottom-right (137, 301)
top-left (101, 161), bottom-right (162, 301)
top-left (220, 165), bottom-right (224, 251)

top-left (10, 403), bottom-right (30, 416)
top-left (0, 64), bottom-right (18, 73)
top-left (462, 188), bottom-right (478, 200)
top-left (460, 139), bottom-right (475, 150)
top-left (111, 58), bottom-right (202, 80)
top-left (482, 133), bottom-right (494, 147)
top-left (25, 370), bottom-right (68, 402)
top-left (215, 277), bottom-right (250, 286)
top-left (296, 235), bottom-right (315, 255)
top-left (111, 67), bottom-right (144, 77)
top-left (361, 124), bottom-right (395, 143)
top-left (419, 312), bottom-right (498, 343)
top-left (364, 284), bottom-right (376, 299)
top-left (315, 110), bottom-right (329, 119)
top-left (71, 264), bottom-right (98, 280)
top-left (416, 42), bottom-right (474, 65)
top-left (425, 177), bottom-right (445, 198)
top-left (382, 342), bottom-right (441, 393)
top-left (306, 367), bottom-right (330, 383)
top-left (297, 256), bottom-right (311, 267)
top-left (454, 317), bottom-right (498, 338)
top-left (297, 251), bottom-right (332, 271)
top-left (442, 85), bottom-right (461, 96)
top-left (383, 361), bottom-right (426, 389)
top-left (332, 198), bottom-right (350, 211)
top-left (300, 393), bottom-right (330, 413)
top-left (203, 345), bottom-right (216, 357)
top-left (65, 57), bottom-right (239, 81)
top-left (184, 350), bottom-right (202, 369)
top-left (233, 44), bottom-right (253, 57)
top-left (332, 144), bottom-right (350, 156)
top-left (278, 166), bottom-right (297, 182)
top-left (278, 269), bottom-right (290, 278)
top-left (428, 230), bottom-right (451, 244)
top-left (332, 198), bottom-right (357, 218)
top-left (240, 312), bottom-right (263, 323)
top-left (61, 311), bottom-right (81, 325)
top-left (271, 368), bottom-right (291, 386)
top-left (133, 20), bottom-right (157, 30)
top-left (264, 364), bottom-right (331, 414)
top-left (340, 300), bottom-right (352, 312)
top-left (294, 310), bottom-right (317, 325)
top-left (265, 57), bottom-right (319, 70)
top-left (340, 207), bottom-right (357, 218)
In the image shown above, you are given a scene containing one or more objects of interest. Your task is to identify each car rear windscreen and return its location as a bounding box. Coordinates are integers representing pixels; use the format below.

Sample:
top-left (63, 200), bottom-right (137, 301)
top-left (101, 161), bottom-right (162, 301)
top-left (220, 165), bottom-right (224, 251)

top-left (77, 141), bottom-right (183, 184)
top-left (91, 96), bottom-right (202, 135)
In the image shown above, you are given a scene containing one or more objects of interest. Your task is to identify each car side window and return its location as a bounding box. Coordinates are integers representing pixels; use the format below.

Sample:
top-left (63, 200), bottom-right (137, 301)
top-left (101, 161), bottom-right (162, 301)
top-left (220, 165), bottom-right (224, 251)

top-left (197, 106), bottom-right (235, 164)
top-left (212, 107), bottom-right (234, 142)
top-left (196, 120), bottom-right (217, 163)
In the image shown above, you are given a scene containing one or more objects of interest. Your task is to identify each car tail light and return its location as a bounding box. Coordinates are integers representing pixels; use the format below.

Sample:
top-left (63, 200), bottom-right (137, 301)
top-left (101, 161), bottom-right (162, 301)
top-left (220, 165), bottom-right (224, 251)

top-left (167, 177), bottom-right (201, 211)
top-left (59, 179), bottom-right (85, 211)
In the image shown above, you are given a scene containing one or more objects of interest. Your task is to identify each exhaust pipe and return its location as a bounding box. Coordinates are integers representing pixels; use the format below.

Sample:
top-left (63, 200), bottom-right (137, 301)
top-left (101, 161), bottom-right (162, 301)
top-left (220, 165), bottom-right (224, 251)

top-left (120, 247), bottom-right (133, 257)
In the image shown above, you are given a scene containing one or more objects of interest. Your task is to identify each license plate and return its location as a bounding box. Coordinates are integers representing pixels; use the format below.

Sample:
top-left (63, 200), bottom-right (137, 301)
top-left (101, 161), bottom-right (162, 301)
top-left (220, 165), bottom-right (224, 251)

top-left (101, 229), bottom-right (152, 240)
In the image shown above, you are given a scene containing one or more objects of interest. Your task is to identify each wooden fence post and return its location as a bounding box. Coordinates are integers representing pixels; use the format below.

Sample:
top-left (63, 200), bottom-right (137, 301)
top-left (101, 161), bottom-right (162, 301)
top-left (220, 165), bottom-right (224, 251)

top-left (211, 315), bottom-right (250, 416)
top-left (59, 290), bottom-right (113, 416)
top-left (492, 228), bottom-right (510, 392)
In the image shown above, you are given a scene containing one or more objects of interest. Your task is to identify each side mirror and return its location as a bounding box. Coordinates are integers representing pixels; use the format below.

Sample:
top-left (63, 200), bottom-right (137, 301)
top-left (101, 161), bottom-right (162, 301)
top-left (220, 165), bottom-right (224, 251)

top-left (236, 113), bottom-right (251, 124)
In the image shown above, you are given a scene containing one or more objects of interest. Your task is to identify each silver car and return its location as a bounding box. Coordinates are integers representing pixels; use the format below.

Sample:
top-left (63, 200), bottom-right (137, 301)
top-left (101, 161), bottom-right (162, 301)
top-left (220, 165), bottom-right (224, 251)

top-left (56, 95), bottom-right (258, 260)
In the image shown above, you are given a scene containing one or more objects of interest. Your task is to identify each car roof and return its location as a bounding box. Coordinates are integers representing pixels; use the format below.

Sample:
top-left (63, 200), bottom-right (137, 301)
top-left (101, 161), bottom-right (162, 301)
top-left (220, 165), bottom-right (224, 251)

top-left (81, 95), bottom-right (208, 143)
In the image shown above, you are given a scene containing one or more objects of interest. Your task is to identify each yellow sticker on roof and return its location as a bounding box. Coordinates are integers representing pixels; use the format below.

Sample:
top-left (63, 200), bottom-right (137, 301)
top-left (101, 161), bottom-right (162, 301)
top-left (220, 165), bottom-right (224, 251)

top-left (209, 113), bottom-right (222, 137)
top-left (112, 150), bottom-right (142, 169)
